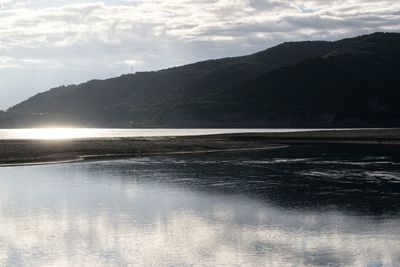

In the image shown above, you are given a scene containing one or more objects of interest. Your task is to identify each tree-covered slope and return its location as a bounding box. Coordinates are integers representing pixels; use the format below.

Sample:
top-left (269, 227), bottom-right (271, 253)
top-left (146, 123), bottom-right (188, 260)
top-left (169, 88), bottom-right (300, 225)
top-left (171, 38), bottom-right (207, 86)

top-left (159, 33), bottom-right (400, 127)
top-left (1, 32), bottom-right (399, 128)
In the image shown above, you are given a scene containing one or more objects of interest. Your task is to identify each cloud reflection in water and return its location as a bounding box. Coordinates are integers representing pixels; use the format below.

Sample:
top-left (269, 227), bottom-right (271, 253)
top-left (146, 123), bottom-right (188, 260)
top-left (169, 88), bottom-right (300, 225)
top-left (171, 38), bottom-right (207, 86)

top-left (1, 145), bottom-right (400, 266)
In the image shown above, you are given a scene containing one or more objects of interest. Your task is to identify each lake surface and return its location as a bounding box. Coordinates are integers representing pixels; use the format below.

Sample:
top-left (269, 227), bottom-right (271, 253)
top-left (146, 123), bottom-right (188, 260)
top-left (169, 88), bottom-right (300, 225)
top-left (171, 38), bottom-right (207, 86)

top-left (0, 128), bottom-right (349, 140)
top-left (1, 145), bottom-right (400, 266)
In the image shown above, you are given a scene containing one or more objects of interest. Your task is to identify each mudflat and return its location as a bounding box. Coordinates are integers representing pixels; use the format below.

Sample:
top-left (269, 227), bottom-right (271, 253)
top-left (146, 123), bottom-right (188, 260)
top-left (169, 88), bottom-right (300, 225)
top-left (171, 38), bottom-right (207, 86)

top-left (0, 129), bottom-right (399, 166)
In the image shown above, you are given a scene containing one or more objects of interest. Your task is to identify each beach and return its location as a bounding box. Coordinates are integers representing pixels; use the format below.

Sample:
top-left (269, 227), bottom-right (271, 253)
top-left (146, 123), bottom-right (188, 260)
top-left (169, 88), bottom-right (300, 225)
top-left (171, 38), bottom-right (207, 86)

top-left (0, 128), bottom-right (399, 166)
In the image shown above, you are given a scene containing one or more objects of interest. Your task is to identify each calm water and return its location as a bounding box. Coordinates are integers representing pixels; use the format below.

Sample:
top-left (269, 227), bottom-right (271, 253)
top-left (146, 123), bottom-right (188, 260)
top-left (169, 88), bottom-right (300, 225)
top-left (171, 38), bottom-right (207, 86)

top-left (1, 145), bottom-right (400, 266)
top-left (0, 128), bottom-right (348, 140)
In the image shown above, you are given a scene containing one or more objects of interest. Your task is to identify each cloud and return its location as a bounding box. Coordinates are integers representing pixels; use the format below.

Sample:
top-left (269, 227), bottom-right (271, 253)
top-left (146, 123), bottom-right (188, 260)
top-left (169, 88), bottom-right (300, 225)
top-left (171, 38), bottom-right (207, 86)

top-left (1, 0), bottom-right (399, 68)
top-left (0, 0), bottom-right (399, 108)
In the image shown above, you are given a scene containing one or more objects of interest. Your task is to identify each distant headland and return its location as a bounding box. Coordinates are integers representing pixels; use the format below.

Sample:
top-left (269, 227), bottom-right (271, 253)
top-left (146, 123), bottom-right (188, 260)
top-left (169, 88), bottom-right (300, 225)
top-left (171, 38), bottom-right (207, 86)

top-left (1, 32), bottom-right (400, 128)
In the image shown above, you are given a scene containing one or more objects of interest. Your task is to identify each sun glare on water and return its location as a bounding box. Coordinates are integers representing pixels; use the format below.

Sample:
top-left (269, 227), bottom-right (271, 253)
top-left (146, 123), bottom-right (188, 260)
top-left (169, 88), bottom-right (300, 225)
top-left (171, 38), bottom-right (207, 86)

top-left (16, 128), bottom-right (98, 140)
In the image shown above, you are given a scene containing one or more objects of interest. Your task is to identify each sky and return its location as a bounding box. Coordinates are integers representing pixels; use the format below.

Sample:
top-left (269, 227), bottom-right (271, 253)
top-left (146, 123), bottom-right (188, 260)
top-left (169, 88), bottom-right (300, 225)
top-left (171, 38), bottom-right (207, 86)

top-left (0, 0), bottom-right (399, 110)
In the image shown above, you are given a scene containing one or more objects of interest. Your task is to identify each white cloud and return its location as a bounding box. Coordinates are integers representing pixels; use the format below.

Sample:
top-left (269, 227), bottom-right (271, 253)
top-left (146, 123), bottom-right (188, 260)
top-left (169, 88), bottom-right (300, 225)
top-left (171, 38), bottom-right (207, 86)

top-left (0, 0), bottom-right (399, 108)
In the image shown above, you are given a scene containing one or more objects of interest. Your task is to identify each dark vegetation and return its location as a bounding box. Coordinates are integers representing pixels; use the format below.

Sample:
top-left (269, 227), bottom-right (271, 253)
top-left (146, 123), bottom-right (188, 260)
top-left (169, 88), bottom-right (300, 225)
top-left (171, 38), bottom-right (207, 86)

top-left (1, 32), bottom-right (400, 128)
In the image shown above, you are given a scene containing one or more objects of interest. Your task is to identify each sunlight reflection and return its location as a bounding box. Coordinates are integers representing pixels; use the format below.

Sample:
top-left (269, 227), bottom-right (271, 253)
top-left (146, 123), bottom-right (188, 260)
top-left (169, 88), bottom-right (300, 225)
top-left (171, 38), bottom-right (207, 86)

top-left (14, 128), bottom-right (99, 140)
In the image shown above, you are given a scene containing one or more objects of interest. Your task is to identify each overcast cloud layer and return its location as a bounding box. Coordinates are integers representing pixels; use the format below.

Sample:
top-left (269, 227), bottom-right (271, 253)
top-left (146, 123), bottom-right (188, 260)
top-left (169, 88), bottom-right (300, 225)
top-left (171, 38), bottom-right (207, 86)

top-left (0, 0), bottom-right (399, 109)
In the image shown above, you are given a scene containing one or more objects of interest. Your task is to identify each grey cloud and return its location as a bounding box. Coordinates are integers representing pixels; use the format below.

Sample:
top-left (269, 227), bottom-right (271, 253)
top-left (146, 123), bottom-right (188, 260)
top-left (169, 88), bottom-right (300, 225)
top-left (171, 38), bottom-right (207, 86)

top-left (0, 0), bottom-right (399, 109)
top-left (247, 0), bottom-right (291, 10)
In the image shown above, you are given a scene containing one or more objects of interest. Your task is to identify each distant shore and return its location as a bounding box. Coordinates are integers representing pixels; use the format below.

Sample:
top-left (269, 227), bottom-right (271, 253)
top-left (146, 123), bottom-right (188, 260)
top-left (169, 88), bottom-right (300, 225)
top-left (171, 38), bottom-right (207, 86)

top-left (0, 128), bottom-right (399, 167)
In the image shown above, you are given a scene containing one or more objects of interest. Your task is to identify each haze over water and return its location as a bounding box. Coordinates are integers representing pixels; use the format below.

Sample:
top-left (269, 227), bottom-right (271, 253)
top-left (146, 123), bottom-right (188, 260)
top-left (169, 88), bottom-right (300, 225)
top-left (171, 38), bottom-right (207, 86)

top-left (1, 145), bottom-right (399, 266)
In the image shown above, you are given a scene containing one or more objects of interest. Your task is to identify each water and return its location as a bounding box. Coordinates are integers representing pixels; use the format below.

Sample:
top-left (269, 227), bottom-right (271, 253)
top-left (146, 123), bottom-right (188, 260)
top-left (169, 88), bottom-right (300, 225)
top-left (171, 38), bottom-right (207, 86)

top-left (0, 145), bottom-right (400, 266)
top-left (0, 128), bottom-right (352, 140)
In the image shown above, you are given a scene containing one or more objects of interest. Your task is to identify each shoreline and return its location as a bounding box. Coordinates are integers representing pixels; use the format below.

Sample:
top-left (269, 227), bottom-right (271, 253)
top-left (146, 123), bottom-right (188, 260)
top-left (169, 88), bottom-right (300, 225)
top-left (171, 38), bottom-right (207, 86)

top-left (0, 129), bottom-right (399, 167)
top-left (0, 145), bottom-right (289, 168)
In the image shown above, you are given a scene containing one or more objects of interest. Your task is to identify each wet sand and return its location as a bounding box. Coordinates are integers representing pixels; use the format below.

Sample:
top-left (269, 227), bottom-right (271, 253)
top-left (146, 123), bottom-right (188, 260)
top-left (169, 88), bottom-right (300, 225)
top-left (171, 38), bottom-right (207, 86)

top-left (0, 128), bottom-right (399, 166)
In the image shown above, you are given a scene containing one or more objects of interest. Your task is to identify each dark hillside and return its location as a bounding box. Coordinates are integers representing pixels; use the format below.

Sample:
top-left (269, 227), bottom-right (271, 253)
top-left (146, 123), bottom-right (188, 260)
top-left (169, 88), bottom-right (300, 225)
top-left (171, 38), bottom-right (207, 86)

top-left (1, 33), bottom-right (399, 128)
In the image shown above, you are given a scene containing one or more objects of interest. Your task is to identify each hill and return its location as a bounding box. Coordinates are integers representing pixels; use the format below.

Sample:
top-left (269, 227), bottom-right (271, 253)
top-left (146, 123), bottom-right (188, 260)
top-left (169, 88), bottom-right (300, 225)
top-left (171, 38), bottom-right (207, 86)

top-left (1, 32), bottom-right (399, 128)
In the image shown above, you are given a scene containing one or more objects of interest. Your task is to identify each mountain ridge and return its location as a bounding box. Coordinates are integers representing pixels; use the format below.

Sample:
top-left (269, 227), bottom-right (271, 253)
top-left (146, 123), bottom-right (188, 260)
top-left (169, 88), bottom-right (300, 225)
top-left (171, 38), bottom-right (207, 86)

top-left (1, 32), bottom-right (399, 128)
